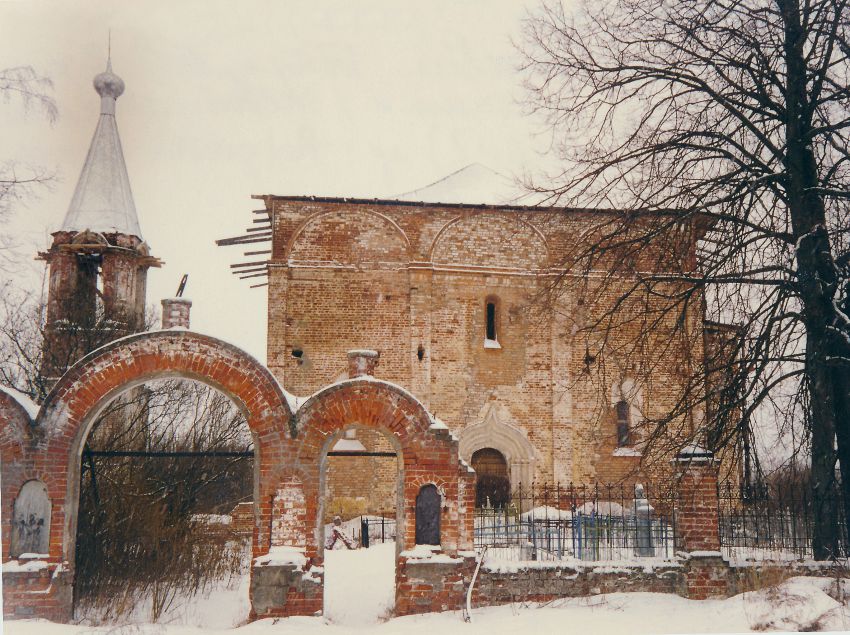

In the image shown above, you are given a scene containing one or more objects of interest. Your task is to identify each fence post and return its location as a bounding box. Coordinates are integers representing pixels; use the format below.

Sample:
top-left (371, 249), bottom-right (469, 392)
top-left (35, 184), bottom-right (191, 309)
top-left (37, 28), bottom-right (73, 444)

top-left (674, 447), bottom-right (721, 552)
top-left (634, 483), bottom-right (655, 557)
top-left (361, 517), bottom-right (370, 548)
top-left (673, 446), bottom-right (728, 599)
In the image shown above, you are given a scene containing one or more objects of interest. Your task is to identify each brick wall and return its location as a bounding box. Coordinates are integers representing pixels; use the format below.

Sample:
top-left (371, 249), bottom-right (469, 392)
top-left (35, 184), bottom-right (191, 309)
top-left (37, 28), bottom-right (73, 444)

top-left (325, 429), bottom-right (398, 522)
top-left (1, 331), bottom-right (295, 621)
top-left (230, 502), bottom-right (254, 535)
top-left (397, 556), bottom-right (685, 615)
top-left (264, 197), bottom-right (709, 494)
top-left (2, 331), bottom-right (475, 622)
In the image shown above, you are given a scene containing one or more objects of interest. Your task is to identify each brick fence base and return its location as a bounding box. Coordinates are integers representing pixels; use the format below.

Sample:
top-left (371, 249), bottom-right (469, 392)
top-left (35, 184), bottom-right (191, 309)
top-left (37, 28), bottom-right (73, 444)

top-left (250, 562), bottom-right (323, 619)
top-left (396, 553), bottom-right (685, 615)
top-left (395, 553), bottom-right (844, 615)
top-left (683, 554), bottom-right (730, 599)
top-left (2, 562), bottom-right (73, 622)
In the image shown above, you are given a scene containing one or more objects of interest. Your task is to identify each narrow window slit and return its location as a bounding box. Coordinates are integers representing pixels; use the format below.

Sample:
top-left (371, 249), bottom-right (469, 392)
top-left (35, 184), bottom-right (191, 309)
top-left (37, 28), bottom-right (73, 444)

top-left (486, 302), bottom-right (496, 341)
top-left (616, 400), bottom-right (631, 447)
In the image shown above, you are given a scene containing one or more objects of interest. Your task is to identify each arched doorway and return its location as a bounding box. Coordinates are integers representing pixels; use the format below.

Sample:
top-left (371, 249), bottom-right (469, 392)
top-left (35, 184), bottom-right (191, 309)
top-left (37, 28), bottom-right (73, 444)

top-left (2, 339), bottom-right (475, 621)
top-left (471, 448), bottom-right (509, 508)
top-left (458, 402), bottom-right (537, 491)
top-left (290, 373), bottom-right (474, 618)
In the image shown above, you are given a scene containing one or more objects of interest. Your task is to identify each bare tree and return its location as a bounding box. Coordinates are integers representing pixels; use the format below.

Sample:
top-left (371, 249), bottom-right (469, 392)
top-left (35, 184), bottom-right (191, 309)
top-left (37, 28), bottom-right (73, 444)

top-left (520, 0), bottom-right (850, 558)
top-left (76, 379), bottom-right (253, 623)
top-left (0, 282), bottom-right (128, 404)
top-left (0, 66), bottom-right (57, 268)
top-left (0, 66), bottom-right (58, 123)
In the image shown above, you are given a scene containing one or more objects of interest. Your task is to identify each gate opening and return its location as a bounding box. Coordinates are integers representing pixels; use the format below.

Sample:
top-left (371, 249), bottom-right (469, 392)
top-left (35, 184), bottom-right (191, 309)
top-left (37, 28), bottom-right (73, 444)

top-left (73, 379), bottom-right (254, 625)
top-left (322, 427), bottom-right (399, 623)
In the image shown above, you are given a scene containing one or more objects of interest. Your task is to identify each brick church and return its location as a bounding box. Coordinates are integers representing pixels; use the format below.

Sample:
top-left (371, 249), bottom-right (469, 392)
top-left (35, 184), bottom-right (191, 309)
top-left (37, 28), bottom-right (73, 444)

top-left (220, 165), bottom-right (731, 513)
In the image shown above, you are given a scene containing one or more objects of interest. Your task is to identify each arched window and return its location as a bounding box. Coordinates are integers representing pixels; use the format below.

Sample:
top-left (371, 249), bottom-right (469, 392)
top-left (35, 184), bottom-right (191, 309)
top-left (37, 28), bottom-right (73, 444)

top-left (616, 400), bottom-right (631, 447)
top-left (484, 296), bottom-right (501, 348)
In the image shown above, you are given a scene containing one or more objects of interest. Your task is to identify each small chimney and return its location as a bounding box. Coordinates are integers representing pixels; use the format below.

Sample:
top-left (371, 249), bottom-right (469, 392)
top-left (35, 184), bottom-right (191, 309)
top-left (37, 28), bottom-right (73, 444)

top-left (161, 297), bottom-right (192, 329)
top-left (347, 349), bottom-right (379, 378)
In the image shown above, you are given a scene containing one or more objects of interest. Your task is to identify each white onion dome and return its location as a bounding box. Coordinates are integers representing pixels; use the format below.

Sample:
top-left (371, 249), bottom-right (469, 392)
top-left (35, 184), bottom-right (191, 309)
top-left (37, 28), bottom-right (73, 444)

top-left (93, 61), bottom-right (125, 100)
top-left (60, 57), bottom-right (142, 238)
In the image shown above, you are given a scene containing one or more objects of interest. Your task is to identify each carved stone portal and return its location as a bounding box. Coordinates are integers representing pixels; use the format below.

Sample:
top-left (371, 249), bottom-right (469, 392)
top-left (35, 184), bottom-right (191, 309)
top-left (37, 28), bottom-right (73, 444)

top-left (459, 401), bottom-right (537, 488)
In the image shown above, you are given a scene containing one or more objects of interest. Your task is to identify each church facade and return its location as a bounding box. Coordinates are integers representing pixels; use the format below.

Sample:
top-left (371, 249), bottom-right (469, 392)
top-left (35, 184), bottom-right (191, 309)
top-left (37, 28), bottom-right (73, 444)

top-left (242, 191), bottom-right (722, 500)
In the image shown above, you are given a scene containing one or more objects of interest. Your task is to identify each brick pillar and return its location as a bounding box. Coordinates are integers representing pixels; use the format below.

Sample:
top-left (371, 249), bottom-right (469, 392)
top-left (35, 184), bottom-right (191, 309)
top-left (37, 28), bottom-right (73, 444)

top-left (674, 447), bottom-right (728, 599)
top-left (675, 447), bottom-right (720, 552)
top-left (347, 349), bottom-right (379, 378)
top-left (161, 297), bottom-right (192, 329)
top-left (458, 463), bottom-right (477, 551)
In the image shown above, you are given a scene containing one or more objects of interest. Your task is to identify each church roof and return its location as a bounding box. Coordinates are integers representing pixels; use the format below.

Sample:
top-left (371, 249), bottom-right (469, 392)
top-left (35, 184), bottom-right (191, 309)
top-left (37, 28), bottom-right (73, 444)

top-left (60, 60), bottom-right (142, 238)
top-left (393, 163), bottom-right (533, 206)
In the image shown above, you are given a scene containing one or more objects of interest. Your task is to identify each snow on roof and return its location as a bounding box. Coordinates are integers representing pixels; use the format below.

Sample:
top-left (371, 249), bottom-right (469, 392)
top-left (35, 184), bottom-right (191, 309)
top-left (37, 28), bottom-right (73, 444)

top-left (61, 62), bottom-right (142, 238)
top-left (393, 163), bottom-right (536, 206)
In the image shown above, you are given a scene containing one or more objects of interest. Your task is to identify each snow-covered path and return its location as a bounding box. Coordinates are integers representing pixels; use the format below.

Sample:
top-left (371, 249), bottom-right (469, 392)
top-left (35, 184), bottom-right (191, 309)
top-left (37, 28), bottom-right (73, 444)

top-left (323, 541), bottom-right (395, 624)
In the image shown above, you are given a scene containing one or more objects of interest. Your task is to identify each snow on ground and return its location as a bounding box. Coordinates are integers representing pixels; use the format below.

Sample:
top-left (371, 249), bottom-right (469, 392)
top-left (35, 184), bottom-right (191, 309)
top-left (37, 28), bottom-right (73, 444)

top-left (74, 554), bottom-right (252, 629)
top-left (9, 575), bottom-right (850, 634)
top-left (10, 537), bottom-right (850, 634)
top-left (323, 542), bottom-right (395, 625)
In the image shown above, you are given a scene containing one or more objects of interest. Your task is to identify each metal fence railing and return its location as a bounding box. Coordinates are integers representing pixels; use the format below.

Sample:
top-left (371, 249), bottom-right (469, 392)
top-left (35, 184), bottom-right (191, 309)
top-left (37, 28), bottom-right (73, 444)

top-left (356, 515), bottom-right (397, 548)
top-left (718, 481), bottom-right (849, 561)
top-left (474, 483), bottom-right (677, 562)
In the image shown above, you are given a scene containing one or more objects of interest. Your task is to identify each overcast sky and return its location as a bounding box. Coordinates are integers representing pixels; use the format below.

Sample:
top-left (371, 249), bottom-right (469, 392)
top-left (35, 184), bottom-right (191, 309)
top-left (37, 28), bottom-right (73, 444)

top-left (2, 0), bottom-right (553, 362)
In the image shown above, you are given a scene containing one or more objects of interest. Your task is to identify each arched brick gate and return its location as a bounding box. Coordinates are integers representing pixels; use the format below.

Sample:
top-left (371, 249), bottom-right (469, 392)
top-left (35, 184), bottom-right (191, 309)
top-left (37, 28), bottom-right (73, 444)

top-left (1, 333), bottom-right (474, 622)
top-left (249, 360), bottom-right (476, 618)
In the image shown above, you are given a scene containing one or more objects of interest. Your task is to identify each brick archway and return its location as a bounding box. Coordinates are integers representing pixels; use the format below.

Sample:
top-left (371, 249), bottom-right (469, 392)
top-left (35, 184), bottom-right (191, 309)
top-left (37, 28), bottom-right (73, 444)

top-left (1, 330), bottom-right (295, 620)
top-left (242, 375), bottom-right (476, 619)
top-left (36, 330), bottom-right (294, 567)
top-left (291, 379), bottom-right (474, 561)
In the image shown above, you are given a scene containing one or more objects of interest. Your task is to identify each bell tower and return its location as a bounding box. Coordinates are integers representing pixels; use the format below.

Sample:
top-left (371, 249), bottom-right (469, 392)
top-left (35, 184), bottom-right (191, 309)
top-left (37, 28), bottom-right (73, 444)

top-left (39, 58), bottom-right (161, 389)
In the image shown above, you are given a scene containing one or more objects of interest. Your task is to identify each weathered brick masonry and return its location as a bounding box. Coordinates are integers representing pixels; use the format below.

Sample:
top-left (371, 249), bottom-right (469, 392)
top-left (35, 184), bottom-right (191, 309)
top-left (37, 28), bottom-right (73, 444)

top-left (2, 181), bottom-right (750, 621)
top-left (1, 334), bottom-right (476, 621)
top-left (2, 331), bottom-right (293, 620)
top-left (261, 196), bottom-right (716, 499)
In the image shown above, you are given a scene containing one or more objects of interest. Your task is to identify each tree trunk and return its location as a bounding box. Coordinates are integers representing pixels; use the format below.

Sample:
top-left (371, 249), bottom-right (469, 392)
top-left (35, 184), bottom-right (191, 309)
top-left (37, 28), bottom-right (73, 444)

top-left (808, 353), bottom-right (839, 559)
top-left (779, 0), bottom-right (846, 558)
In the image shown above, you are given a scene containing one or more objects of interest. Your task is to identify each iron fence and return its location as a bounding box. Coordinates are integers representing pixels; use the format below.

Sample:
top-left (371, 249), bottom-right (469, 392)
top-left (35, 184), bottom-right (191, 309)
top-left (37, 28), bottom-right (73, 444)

top-left (474, 483), bottom-right (678, 562)
top-left (356, 515), bottom-right (397, 548)
top-left (718, 481), bottom-right (849, 561)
